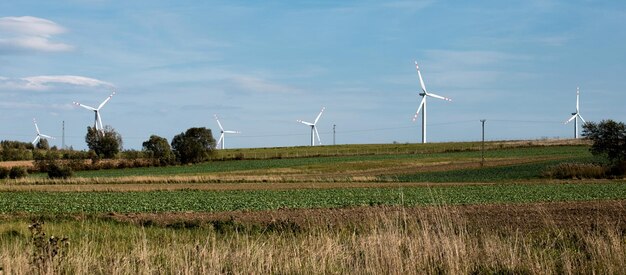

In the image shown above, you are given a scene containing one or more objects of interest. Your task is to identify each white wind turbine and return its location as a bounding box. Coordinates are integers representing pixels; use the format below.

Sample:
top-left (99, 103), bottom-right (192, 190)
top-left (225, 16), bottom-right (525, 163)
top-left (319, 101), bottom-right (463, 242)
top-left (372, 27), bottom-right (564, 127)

top-left (73, 91), bottom-right (116, 132)
top-left (297, 107), bottom-right (325, 146)
top-left (412, 61), bottom-right (452, 144)
top-left (564, 87), bottom-right (586, 139)
top-left (32, 118), bottom-right (54, 146)
top-left (214, 114), bottom-right (240, 149)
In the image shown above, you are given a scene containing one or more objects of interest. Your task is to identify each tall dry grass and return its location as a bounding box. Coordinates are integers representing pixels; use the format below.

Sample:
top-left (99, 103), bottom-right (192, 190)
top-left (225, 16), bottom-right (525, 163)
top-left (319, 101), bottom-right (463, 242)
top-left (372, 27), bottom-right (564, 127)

top-left (1, 207), bottom-right (625, 274)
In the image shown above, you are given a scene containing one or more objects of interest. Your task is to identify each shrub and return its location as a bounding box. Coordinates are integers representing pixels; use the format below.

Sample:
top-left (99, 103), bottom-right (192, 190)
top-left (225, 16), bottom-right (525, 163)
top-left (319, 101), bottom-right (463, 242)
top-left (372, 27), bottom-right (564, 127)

top-left (607, 161), bottom-right (626, 177)
top-left (9, 166), bottom-right (28, 179)
top-left (0, 167), bottom-right (9, 179)
top-left (47, 163), bottom-right (73, 179)
top-left (542, 163), bottom-right (606, 179)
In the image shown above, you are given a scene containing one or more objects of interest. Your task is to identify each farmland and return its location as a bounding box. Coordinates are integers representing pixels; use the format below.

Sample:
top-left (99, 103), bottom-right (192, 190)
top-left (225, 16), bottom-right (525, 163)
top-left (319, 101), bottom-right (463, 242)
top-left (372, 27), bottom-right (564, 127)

top-left (1, 140), bottom-right (626, 274)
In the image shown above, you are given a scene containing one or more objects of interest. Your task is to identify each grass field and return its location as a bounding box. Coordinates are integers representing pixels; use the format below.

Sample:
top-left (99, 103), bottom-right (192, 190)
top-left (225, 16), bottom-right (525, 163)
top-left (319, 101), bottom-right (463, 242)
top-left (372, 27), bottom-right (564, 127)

top-left (2, 140), bottom-right (625, 274)
top-left (8, 143), bottom-right (593, 185)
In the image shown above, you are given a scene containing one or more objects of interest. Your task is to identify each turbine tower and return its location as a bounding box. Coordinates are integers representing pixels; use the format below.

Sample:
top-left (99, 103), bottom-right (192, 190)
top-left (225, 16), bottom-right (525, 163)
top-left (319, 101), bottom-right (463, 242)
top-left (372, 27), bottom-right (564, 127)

top-left (564, 87), bottom-right (586, 139)
top-left (73, 91), bottom-right (116, 132)
top-left (32, 118), bottom-right (54, 146)
top-left (214, 114), bottom-right (240, 149)
top-left (297, 107), bottom-right (325, 146)
top-left (412, 61), bottom-right (452, 143)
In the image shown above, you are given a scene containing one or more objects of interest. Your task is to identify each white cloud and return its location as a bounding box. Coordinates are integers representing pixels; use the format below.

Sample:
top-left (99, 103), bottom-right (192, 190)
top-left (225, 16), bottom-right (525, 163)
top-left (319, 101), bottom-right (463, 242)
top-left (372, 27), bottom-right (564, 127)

top-left (0, 75), bottom-right (113, 91)
top-left (0, 16), bottom-right (73, 53)
top-left (228, 75), bottom-right (301, 94)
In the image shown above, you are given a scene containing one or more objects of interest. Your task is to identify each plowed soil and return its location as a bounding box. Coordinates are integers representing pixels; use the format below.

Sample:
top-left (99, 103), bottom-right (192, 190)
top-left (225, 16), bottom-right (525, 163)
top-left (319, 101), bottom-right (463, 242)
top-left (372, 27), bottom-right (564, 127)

top-left (102, 200), bottom-right (626, 233)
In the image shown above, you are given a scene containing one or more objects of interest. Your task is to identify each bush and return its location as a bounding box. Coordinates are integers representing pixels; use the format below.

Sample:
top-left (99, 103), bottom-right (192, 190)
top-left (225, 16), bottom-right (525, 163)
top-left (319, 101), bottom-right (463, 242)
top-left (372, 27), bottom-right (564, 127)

top-left (607, 161), bottom-right (626, 177)
top-left (47, 162), bottom-right (73, 179)
top-left (9, 166), bottom-right (28, 179)
top-left (0, 167), bottom-right (9, 179)
top-left (542, 163), bottom-right (606, 179)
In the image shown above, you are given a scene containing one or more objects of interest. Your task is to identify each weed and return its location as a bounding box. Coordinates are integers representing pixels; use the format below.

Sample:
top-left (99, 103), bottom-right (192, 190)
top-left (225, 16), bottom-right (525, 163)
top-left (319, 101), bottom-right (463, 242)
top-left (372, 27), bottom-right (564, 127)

top-left (28, 220), bottom-right (69, 274)
top-left (542, 163), bottom-right (606, 179)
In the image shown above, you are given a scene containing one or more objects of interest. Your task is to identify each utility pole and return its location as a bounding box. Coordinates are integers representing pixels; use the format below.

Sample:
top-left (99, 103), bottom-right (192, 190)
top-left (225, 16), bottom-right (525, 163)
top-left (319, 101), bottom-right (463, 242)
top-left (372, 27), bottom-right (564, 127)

top-left (62, 120), bottom-right (65, 150)
top-left (333, 124), bottom-right (336, 145)
top-left (480, 119), bottom-right (486, 167)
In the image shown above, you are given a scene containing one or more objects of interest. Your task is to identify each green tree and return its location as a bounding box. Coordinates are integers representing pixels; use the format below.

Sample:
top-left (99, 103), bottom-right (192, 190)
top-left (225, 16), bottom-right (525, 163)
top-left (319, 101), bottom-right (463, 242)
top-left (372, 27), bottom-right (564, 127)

top-left (171, 127), bottom-right (216, 164)
top-left (85, 126), bottom-right (123, 159)
top-left (36, 138), bottom-right (50, 150)
top-left (583, 119), bottom-right (626, 164)
top-left (142, 135), bottom-right (174, 165)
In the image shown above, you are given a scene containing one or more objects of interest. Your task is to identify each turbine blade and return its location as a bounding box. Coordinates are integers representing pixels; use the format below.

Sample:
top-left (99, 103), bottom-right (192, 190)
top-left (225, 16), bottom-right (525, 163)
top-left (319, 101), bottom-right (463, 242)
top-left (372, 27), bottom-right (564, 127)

top-left (298, 120), bottom-right (314, 126)
top-left (576, 87), bottom-right (580, 112)
top-left (32, 136), bottom-right (40, 145)
top-left (216, 133), bottom-right (224, 148)
top-left (40, 134), bottom-right (55, 139)
top-left (74, 102), bottom-right (97, 111)
top-left (415, 61), bottom-right (428, 93)
top-left (412, 97), bottom-right (427, 122)
top-left (223, 130), bottom-right (239, 134)
top-left (97, 112), bottom-right (103, 130)
top-left (33, 118), bottom-right (41, 134)
top-left (314, 127), bottom-right (322, 145)
top-left (427, 93), bottom-right (452, 102)
top-left (314, 107), bottom-right (325, 125)
top-left (564, 114), bottom-right (577, 124)
top-left (98, 91), bottom-right (116, 110)
top-left (214, 115), bottom-right (224, 131)
top-left (578, 114), bottom-right (586, 124)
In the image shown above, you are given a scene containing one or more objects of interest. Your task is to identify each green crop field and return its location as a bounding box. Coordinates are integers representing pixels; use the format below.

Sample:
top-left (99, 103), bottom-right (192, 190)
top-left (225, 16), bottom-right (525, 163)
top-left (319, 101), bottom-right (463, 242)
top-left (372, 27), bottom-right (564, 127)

top-left (1, 182), bottom-right (625, 214)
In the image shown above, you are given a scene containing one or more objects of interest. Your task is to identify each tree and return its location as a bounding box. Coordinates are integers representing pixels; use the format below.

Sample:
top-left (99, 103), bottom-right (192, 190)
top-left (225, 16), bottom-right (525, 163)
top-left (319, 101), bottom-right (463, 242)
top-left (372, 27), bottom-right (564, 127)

top-left (85, 126), bottom-right (123, 159)
top-left (171, 127), bottom-right (216, 164)
top-left (36, 138), bottom-right (50, 150)
top-left (142, 135), bottom-right (174, 165)
top-left (583, 119), bottom-right (626, 164)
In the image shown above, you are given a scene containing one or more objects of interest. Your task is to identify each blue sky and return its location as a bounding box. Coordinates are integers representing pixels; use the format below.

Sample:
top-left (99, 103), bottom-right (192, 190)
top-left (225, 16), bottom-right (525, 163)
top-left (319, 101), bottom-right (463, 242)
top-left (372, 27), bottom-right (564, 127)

top-left (1, 0), bottom-right (625, 150)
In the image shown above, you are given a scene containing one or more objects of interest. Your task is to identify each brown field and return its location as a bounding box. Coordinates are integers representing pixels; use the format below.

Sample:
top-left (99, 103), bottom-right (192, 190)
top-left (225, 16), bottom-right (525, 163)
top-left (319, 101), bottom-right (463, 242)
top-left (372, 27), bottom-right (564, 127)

top-left (94, 199), bottom-right (626, 233)
top-left (0, 160), bottom-right (33, 168)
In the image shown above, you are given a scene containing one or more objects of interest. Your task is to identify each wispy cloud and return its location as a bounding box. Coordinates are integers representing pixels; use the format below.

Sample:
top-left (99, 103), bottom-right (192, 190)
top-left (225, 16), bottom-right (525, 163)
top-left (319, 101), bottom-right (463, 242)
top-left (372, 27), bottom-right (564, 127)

top-left (227, 75), bottom-right (301, 94)
top-left (0, 75), bottom-right (113, 91)
top-left (0, 16), bottom-right (73, 53)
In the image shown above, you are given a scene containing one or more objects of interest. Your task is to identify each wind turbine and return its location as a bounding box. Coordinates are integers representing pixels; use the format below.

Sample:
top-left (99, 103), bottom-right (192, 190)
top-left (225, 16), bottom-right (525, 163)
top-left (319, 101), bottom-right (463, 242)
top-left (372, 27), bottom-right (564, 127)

top-left (73, 91), bottom-right (116, 132)
top-left (214, 114), bottom-right (240, 149)
top-left (564, 87), bottom-right (586, 139)
top-left (32, 118), bottom-right (54, 146)
top-left (412, 61), bottom-right (452, 144)
top-left (297, 107), bottom-right (325, 146)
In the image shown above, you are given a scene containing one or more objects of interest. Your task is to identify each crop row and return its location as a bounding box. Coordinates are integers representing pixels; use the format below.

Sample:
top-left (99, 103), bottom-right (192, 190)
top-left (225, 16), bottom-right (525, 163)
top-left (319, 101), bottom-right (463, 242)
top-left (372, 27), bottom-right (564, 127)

top-left (1, 182), bottom-right (625, 214)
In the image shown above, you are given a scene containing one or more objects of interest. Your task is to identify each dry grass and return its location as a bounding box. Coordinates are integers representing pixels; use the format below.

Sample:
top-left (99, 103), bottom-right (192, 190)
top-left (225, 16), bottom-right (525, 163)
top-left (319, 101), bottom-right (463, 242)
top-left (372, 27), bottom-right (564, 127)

top-left (1, 203), bottom-right (625, 274)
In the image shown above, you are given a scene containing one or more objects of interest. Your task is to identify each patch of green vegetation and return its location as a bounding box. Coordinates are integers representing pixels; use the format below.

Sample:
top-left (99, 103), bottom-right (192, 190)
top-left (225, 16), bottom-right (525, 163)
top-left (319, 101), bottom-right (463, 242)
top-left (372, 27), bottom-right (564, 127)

top-left (71, 145), bottom-right (590, 178)
top-left (1, 182), bottom-right (624, 214)
top-left (390, 156), bottom-right (598, 182)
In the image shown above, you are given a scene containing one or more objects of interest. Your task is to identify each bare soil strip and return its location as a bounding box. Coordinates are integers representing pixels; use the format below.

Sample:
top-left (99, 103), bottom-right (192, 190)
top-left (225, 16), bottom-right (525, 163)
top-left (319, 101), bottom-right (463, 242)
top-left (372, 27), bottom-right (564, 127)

top-left (100, 200), bottom-right (626, 233)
